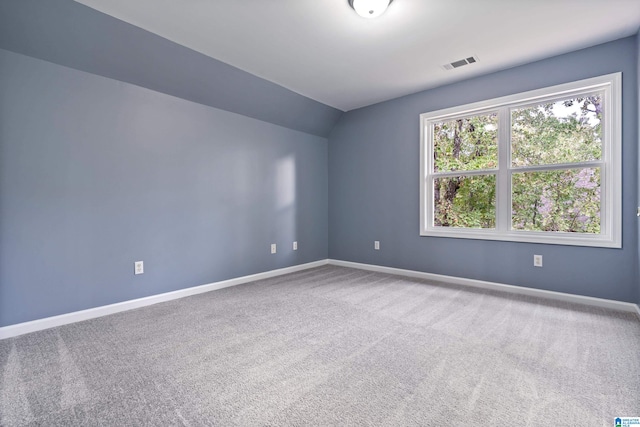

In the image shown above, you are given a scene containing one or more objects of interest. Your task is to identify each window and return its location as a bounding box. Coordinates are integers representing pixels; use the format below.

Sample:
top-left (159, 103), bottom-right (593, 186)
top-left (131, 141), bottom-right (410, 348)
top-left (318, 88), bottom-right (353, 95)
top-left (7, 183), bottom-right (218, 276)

top-left (420, 73), bottom-right (621, 248)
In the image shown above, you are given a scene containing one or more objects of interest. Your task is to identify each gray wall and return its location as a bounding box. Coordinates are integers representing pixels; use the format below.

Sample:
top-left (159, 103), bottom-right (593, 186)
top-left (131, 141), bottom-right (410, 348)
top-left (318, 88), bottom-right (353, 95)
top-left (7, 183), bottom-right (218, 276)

top-left (0, 49), bottom-right (329, 327)
top-left (637, 31), bottom-right (640, 306)
top-left (328, 37), bottom-right (639, 303)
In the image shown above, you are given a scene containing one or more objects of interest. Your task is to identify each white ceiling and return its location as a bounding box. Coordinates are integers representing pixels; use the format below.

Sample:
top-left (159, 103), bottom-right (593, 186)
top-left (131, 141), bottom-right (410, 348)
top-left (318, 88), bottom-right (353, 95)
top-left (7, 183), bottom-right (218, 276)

top-left (74, 0), bottom-right (640, 112)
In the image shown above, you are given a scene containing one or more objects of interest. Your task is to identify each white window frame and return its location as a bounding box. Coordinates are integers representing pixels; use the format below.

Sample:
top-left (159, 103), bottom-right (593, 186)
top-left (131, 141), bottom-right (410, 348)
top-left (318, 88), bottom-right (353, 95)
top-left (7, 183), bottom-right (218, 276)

top-left (419, 73), bottom-right (621, 248)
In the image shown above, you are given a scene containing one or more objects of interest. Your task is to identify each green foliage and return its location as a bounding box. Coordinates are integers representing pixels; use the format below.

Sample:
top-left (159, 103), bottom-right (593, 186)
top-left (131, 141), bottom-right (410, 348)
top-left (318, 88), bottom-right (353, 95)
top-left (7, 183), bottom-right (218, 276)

top-left (512, 168), bottom-right (600, 233)
top-left (433, 113), bottom-right (498, 228)
top-left (511, 96), bottom-right (602, 166)
top-left (433, 113), bottom-right (498, 172)
top-left (432, 95), bottom-right (603, 233)
top-left (434, 175), bottom-right (495, 228)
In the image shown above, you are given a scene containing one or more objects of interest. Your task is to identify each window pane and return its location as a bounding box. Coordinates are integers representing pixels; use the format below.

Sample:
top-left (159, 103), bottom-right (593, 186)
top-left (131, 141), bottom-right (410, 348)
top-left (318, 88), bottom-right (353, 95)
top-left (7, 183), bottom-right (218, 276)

top-left (512, 168), bottom-right (600, 233)
top-left (433, 113), bottom-right (498, 172)
top-left (511, 95), bottom-right (602, 167)
top-left (434, 175), bottom-right (496, 228)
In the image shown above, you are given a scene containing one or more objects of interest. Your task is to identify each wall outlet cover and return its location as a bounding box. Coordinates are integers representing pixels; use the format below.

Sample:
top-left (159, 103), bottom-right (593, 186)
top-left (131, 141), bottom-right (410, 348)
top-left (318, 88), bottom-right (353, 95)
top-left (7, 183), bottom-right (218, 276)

top-left (134, 261), bottom-right (144, 275)
top-left (533, 255), bottom-right (543, 267)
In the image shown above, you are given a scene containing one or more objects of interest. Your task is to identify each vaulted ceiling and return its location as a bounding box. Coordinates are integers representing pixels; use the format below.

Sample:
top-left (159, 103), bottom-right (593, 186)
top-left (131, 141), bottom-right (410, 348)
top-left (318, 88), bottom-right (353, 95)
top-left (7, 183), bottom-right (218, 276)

top-left (2, 1), bottom-right (639, 137)
top-left (74, 0), bottom-right (640, 111)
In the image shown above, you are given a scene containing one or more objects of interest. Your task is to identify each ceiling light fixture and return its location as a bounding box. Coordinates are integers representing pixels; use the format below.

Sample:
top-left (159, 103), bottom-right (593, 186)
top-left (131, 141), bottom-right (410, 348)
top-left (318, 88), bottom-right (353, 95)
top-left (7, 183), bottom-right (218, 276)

top-left (348, 0), bottom-right (393, 19)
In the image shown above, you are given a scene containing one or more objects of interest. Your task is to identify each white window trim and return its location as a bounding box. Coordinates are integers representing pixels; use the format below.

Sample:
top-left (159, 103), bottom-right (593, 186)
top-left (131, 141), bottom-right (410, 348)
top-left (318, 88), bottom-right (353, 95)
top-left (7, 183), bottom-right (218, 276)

top-left (419, 73), bottom-right (622, 248)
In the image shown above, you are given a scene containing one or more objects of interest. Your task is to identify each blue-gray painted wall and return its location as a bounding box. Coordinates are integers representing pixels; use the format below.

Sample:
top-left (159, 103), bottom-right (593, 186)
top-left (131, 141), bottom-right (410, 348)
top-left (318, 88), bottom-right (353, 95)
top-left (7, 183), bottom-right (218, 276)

top-left (0, 49), bottom-right (329, 327)
top-left (328, 37), bottom-right (639, 303)
top-left (0, 0), bottom-right (342, 138)
top-left (637, 31), bottom-right (640, 306)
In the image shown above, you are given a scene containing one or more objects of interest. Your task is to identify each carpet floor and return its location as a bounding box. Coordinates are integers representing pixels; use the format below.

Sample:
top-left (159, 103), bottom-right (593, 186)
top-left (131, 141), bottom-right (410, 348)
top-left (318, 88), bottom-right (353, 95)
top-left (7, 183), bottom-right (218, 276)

top-left (1, 265), bottom-right (639, 426)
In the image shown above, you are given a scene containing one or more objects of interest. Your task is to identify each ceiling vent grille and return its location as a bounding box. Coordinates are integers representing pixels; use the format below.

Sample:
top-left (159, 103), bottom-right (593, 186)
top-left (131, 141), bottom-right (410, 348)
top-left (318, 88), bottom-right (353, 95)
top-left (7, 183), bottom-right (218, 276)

top-left (443, 56), bottom-right (478, 70)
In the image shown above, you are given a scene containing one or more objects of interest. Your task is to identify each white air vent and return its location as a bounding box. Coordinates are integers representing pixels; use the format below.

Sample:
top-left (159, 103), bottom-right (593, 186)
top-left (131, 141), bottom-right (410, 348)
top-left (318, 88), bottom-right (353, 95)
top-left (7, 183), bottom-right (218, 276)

top-left (443, 56), bottom-right (479, 70)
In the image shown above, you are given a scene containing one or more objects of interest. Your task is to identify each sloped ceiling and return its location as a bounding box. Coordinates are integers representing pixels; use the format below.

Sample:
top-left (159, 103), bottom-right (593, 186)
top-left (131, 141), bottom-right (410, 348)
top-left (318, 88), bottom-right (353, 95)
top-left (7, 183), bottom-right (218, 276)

top-left (0, 0), bottom-right (342, 137)
top-left (75, 0), bottom-right (640, 111)
top-left (1, 0), bottom-right (639, 136)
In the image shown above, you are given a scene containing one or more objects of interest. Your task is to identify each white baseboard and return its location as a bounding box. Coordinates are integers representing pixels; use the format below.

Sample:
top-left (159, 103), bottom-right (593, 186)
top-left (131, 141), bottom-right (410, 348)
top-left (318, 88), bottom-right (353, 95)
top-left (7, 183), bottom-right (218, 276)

top-left (0, 260), bottom-right (329, 340)
top-left (329, 259), bottom-right (640, 318)
top-left (2, 258), bottom-right (637, 340)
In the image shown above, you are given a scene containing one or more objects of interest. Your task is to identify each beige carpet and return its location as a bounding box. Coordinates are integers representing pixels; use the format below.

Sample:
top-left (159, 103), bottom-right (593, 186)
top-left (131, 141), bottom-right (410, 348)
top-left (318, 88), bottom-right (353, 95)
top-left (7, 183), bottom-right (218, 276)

top-left (1, 265), bottom-right (639, 425)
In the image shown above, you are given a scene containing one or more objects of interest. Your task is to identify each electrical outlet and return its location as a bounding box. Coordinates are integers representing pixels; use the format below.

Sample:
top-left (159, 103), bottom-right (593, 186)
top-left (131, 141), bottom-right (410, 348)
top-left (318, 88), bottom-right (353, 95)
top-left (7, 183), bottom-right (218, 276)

top-left (134, 261), bottom-right (144, 275)
top-left (533, 254), bottom-right (543, 267)
top-left (271, 243), bottom-right (277, 254)
top-left (293, 241), bottom-right (298, 250)
top-left (374, 241), bottom-right (380, 250)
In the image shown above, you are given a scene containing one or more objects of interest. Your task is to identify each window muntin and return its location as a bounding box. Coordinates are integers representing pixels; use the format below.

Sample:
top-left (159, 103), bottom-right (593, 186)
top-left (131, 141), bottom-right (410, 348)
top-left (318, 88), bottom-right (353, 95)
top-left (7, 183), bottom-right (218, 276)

top-left (420, 73), bottom-right (621, 248)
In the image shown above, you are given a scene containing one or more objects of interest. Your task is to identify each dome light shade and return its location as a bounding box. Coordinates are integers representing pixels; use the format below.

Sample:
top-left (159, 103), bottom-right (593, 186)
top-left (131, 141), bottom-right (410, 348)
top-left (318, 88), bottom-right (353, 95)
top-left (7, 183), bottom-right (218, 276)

top-left (349, 0), bottom-right (393, 19)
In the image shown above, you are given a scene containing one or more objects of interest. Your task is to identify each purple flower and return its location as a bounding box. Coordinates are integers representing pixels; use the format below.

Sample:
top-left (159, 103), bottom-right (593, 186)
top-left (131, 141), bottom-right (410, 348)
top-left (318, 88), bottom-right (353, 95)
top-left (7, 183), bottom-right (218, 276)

top-left (537, 193), bottom-right (553, 216)
top-left (576, 215), bottom-right (589, 224)
top-left (574, 169), bottom-right (597, 189)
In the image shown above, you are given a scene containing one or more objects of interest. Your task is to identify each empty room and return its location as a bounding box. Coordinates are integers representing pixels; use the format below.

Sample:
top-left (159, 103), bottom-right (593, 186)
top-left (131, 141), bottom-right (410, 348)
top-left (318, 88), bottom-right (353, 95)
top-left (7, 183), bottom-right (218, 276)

top-left (1, 0), bottom-right (640, 425)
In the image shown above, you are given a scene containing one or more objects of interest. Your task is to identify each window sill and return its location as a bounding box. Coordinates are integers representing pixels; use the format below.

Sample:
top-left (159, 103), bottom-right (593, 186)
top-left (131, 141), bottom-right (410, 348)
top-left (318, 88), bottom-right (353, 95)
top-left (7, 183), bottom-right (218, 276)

top-left (420, 228), bottom-right (621, 248)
